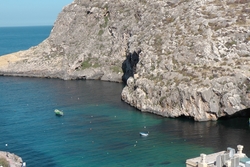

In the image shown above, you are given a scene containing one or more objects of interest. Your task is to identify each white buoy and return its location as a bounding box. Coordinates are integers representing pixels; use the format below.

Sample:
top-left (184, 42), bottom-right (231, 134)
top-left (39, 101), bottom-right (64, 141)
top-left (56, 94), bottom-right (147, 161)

top-left (5, 144), bottom-right (8, 147)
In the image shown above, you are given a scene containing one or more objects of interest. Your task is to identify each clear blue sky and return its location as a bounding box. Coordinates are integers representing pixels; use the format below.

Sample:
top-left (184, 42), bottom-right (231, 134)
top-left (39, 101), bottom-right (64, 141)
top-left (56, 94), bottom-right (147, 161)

top-left (0, 0), bottom-right (73, 27)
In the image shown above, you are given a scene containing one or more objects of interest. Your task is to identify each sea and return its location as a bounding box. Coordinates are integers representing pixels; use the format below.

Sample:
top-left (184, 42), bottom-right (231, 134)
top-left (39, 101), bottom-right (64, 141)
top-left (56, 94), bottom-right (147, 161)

top-left (0, 26), bottom-right (250, 167)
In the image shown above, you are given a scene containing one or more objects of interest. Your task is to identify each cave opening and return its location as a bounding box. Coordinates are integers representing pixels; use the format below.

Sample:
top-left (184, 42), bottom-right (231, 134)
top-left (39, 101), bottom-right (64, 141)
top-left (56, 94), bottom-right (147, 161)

top-left (121, 49), bottom-right (141, 84)
top-left (219, 108), bottom-right (250, 120)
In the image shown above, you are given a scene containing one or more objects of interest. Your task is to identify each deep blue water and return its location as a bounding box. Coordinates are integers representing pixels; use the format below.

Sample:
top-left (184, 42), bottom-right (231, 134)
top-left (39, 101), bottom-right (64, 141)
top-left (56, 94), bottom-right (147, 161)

top-left (0, 26), bottom-right (52, 56)
top-left (0, 26), bottom-right (250, 167)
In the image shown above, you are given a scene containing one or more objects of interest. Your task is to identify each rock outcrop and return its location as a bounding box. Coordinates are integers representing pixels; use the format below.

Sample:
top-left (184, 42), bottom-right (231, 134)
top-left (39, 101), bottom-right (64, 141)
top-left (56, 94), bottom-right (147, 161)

top-left (0, 151), bottom-right (23, 167)
top-left (0, 0), bottom-right (250, 121)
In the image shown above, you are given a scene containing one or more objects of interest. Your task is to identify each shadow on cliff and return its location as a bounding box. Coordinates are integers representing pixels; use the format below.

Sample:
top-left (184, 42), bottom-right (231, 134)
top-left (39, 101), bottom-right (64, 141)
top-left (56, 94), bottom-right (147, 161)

top-left (217, 108), bottom-right (250, 129)
top-left (219, 108), bottom-right (250, 119)
top-left (121, 49), bottom-right (141, 85)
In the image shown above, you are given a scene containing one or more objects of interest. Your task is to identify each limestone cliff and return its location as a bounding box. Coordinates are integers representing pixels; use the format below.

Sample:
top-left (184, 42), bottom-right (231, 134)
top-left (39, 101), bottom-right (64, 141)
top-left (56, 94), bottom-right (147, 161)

top-left (0, 0), bottom-right (250, 121)
top-left (0, 151), bottom-right (23, 167)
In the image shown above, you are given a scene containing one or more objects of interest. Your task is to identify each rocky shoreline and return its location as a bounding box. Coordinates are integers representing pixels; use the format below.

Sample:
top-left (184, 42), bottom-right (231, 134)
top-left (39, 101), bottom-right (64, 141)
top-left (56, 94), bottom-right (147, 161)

top-left (0, 151), bottom-right (23, 167)
top-left (0, 0), bottom-right (249, 121)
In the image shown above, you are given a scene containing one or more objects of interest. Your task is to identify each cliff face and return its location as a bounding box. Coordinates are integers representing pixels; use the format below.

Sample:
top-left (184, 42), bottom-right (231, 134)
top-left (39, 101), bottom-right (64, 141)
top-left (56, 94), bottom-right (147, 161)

top-left (0, 0), bottom-right (250, 121)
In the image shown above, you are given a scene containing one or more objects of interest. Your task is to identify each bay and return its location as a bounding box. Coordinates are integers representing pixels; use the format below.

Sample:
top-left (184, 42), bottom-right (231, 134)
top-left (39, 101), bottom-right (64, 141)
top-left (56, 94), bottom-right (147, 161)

top-left (0, 26), bottom-right (250, 167)
top-left (0, 77), bottom-right (212, 167)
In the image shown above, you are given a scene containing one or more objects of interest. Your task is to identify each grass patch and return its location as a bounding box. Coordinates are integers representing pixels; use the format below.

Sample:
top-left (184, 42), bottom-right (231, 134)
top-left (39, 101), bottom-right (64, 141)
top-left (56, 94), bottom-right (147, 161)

top-left (154, 35), bottom-right (164, 55)
top-left (81, 58), bottom-right (101, 70)
top-left (100, 16), bottom-right (109, 29)
top-left (81, 59), bottom-right (92, 69)
top-left (111, 66), bottom-right (122, 73)
top-left (98, 29), bottom-right (104, 36)
top-left (225, 40), bottom-right (237, 48)
top-left (104, 16), bottom-right (109, 28)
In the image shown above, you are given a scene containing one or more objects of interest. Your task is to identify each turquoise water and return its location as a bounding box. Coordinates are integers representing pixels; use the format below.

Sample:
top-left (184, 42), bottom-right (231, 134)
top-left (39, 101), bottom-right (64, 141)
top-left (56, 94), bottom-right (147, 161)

top-left (0, 77), bottom-right (215, 166)
top-left (0, 26), bottom-right (250, 167)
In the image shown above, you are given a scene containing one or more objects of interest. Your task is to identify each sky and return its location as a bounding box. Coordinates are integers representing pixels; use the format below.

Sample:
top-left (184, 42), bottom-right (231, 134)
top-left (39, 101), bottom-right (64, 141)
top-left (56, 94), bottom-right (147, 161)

top-left (0, 0), bottom-right (73, 27)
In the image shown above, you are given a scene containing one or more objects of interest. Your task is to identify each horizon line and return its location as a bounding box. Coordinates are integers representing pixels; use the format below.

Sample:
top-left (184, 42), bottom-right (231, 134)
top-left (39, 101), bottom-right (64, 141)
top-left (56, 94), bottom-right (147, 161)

top-left (0, 25), bottom-right (53, 28)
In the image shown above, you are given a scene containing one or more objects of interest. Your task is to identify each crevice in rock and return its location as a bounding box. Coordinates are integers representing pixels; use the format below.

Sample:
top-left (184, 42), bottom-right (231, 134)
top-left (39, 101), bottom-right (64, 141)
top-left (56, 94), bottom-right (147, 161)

top-left (121, 49), bottom-right (141, 84)
top-left (178, 115), bottom-right (195, 121)
top-left (75, 76), bottom-right (86, 80)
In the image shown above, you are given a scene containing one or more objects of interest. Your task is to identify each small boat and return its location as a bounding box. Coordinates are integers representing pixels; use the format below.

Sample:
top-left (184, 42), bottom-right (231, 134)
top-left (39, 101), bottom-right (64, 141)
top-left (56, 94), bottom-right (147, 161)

top-left (54, 109), bottom-right (63, 116)
top-left (139, 132), bottom-right (149, 137)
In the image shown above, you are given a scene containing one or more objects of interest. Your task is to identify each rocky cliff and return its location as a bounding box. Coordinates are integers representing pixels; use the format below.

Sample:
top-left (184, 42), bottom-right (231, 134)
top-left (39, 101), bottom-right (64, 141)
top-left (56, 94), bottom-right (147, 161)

top-left (0, 0), bottom-right (250, 121)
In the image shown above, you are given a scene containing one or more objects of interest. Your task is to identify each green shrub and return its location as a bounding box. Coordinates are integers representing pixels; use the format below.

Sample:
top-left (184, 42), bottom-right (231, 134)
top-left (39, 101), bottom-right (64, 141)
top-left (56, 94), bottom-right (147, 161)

top-left (225, 40), bottom-right (237, 48)
top-left (100, 16), bottom-right (109, 29)
top-left (81, 59), bottom-right (92, 69)
top-left (111, 66), bottom-right (122, 73)
top-left (98, 29), bottom-right (104, 36)
top-left (81, 60), bottom-right (101, 69)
